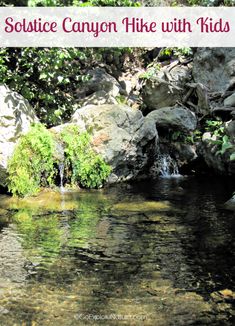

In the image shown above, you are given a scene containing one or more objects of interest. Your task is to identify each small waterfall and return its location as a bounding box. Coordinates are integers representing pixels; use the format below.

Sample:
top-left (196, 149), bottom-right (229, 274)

top-left (158, 153), bottom-right (180, 178)
top-left (58, 162), bottom-right (65, 191)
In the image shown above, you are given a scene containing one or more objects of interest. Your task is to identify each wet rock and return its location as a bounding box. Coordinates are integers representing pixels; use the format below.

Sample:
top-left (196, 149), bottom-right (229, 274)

top-left (224, 93), bottom-right (235, 107)
top-left (172, 143), bottom-right (197, 163)
top-left (146, 106), bottom-right (197, 133)
top-left (142, 62), bottom-right (191, 110)
top-left (0, 85), bottom-right (38, 187)
top-left (59, 104), bottom-right (158, 182)
top-left (193, 48), bottom-right (235, 92)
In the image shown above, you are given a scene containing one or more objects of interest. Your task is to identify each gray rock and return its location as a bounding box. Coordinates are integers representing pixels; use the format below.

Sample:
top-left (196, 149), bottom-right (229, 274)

top-left (79, 90), bottom-right (118, 107)
top-left (173, 143), bottom-right (197, 162)
top-left (0, 85), bottom-right (38, 186)
top-left (54, 104), bottom-right (158, 182)
top-left (146, 106), bottom-right (197, 132)
top-left (224, 93), bottom-right (235, 107)
top-left (142, 63), bottom-right (191, 110)
top-left (193, 48), bottom-right (235, 92)
top-left (84, 68), bottom-right (121, 97)
top-left (224, 195), bottom-right (235, 211)
top-left (225, 120), bottom-right (235, 140)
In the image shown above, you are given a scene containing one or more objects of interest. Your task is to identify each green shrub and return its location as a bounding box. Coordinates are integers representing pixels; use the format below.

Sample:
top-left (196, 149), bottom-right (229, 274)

top-left (204, 119), bottom-right (235, 160)
top-left (0, 48), bottom-right (93, 126)
top-left (61, 125), bottom-right (111, 188)
top-left (8, 124), bottom-right (55, 197)
top-left (7, 123), bottom-right (111, 196)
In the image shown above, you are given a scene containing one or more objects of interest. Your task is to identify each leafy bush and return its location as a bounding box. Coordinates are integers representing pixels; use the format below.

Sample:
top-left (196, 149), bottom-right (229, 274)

top-left (61, 125), bottom-right (111, 188)
top-left (8, 124), bottom-right (55, 197)
top-left (28, 0), bottom-right (140, 6)
top-left (204, 119), bottom-right (235, 161)
top-left (7, 123), bottom-right (111, 197)
top-left (0, 48), bottom-right (93, 126)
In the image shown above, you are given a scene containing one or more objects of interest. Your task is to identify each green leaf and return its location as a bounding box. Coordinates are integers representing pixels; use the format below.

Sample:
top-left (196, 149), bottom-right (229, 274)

top-left (39, 72), bottom-right (47, 80)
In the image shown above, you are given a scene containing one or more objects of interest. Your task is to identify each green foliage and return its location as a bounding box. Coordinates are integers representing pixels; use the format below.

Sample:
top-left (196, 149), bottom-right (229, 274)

top-left (0, 48), bottom-right (93, 126)
top-left (215, 135), bottom-right (234, 157)
top-left (7, 123), bottom-right (111, 196)
top-left (160, 47), bottom-right (193, 59)
top-left (28, 0), bottom-right (140, 6)
top-left (0, 46), bottom-right (136, 126)
top-left (205, 119), bottom-right (235, 159)
top-left (8, 124), bottom-right (55, 197)
top-left (140, 62), bottom-right (161, 80)
top-left (205, 119), bottom-right (224, 138)
top-left (186, 0), bottom-right (234, 6)
top-left (115, 94), bottom-right (128, 105)
top-left (28, 0), bottom-right (58, 5)
top-left (167, 129), bottom-right (201, 145)
top-left (60, 125), bottom-right (111, 188)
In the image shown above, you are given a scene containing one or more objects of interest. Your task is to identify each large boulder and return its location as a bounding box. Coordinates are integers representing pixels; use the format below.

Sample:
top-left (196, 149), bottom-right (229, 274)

top-left (142, 63), bottom-right (191, 110)
top-left (76, 68), bottom-right (122, 100)
top-left (224, 93), bottom-right (235, 107)
top-left (57, 104), bottom-right (157, 182)
top-left (193, 48), bottom-right (235, 93)
top-left (0, 85), bottom-right (38, 186)
top-left (78, 90), bottom-right (118, 107)
top-left (146, 106), bottom-right (197, 133)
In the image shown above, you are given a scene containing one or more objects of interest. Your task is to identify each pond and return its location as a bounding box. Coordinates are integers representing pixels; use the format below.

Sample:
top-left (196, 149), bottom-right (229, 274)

top-left (0, 176), bottom-right (234, 325)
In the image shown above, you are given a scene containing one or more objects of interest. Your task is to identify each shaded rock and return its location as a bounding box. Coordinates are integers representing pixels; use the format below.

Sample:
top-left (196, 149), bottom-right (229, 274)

top-left (54, 104), bottom-right (157, 182)
top-left (172, 143), bottom-right (197, 163)
top-left (224, 194), bottom-right (235, 211)
top-left (193, 48), bottom-right (235, 93)
top-left (146, 106), bottom-right (197, 133)
top-left (0, 85), bottom-right (38, 186)
top-left (225, 120), bottom-right (235, 140)
top-left (142, 62), bottom-right (191, 110)
top-left (80, 68), bottom-right (122, 98)
top-left (211, 106), bottom-right (235, 120)
top-left (224, 93), bottom-right (235, 107)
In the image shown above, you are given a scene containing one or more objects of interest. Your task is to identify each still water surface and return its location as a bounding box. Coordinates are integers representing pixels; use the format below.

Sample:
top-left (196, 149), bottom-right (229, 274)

top-left (0, 176), bottom-right (234, 325)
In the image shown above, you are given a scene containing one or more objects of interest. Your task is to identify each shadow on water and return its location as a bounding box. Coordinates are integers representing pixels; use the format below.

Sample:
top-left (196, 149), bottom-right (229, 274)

top-left (0, 176), bottom-right (234, 325)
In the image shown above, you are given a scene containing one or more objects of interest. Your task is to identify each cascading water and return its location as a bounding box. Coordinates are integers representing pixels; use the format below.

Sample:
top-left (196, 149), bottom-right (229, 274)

top-left (158, 153), bottom-right (181, 178)
top-left (58, 162), bottom-right (65, 191)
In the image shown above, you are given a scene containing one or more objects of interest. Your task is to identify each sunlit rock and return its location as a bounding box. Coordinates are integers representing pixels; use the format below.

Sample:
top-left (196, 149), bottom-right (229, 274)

top-left (53, 104), bottom-right (158, 183)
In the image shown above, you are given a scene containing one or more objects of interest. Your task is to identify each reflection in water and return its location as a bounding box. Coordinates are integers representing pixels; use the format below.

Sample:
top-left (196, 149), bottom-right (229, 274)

top-left (0, 177), bottom-right (234, 325)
